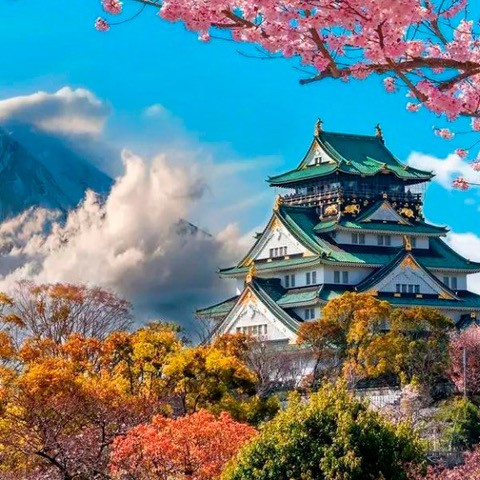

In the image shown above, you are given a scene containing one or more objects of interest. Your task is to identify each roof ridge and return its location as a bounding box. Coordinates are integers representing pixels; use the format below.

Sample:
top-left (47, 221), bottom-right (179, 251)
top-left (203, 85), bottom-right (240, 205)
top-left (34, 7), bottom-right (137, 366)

top-left (319, 130), bottom-right (379, 140)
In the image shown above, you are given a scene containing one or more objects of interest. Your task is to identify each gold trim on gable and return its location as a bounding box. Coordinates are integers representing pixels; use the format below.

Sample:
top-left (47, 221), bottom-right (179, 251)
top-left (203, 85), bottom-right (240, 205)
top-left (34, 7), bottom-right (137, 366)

top-left (400, 256), bottom-right (418, 270)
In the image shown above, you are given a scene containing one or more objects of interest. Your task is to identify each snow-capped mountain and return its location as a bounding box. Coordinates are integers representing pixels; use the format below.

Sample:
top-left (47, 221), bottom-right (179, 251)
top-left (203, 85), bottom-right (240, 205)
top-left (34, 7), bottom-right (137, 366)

top-left (0, 126), bottom-right (112, 221)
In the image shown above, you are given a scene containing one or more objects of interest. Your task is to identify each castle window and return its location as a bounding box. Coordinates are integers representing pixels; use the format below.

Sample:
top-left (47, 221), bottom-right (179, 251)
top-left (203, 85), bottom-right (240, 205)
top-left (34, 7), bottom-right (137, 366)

top-left (270, 246), bottom-right (287, 258)
top-left (444, 276), bottom-right (458, 290)
top-left (396, 283), bottom-right (401, 293)
top-left (306, 271), bottom-right (317, 285)
top-left (415, 285), bottom-right (420, 294)
top-left (284, 275), bottom-right (290, 288)
top-left (411, 237), bottom-right (417, 248)
top-left (304, 308), bottom-right (315, 320)
top-left (352, 233), bottom-right (365, 244)
top-left (334, 271), bottom-right (349, 284)
top-left (377, 234), bottom-right (391, 246)
top-left (291, 274), bottom-right (296, 287)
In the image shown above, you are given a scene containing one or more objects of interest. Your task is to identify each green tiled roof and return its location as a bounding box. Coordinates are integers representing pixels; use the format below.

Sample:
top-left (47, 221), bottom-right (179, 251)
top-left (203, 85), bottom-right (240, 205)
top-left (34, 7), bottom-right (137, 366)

top-left (221, 203), bottom-right (480, 275)
top-left (219, 254), bottom-right (320, 277)
top-left (313, 219), bottom-right (448, 236)
top-left (317, 236), bottom-right (480, 271)
top-left (268, 132), bottom-right (432, 186)
top-left (245, 278), bottom-right (301, 333)
top-left (196, 295), bottom-right (239, 319)
top-left (355, 251), bottom-right (459, 299)
top-left (318, 285), bottom-right (480, 311)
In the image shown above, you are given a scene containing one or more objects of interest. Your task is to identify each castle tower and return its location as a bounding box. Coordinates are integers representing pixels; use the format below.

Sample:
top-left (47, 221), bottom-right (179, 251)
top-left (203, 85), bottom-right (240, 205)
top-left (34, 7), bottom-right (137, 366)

top-left (196, 124), bottom-right (480, 344)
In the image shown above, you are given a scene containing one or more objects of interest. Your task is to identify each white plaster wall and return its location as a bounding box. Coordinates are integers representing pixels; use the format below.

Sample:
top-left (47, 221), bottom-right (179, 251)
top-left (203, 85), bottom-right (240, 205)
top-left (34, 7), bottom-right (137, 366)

top-left (292, 306), bottom-right (320, 321)
top-left (381, 270), bottom-right (438, 294)
top-left (433, 272), bottom-right (467, 290)
top-left (324, 266), bottom-right (374, 285)
top-left (256, 223), bottom-right (308, 260)
top-left (335, 231), bottom-right (429, 249)
top-left (223, 298), bottom-right (295, 341)
top-left (279, 267), bottom-right (325, 288)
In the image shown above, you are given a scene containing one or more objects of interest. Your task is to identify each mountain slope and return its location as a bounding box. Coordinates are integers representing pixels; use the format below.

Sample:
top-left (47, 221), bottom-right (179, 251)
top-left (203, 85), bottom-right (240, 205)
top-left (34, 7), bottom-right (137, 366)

top-left (0, 127), bottom-right (113, 221)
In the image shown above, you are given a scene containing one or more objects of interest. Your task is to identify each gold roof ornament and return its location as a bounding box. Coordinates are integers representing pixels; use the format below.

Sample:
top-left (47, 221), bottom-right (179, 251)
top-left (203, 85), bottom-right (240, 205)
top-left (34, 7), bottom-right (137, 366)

top-left (314, 118), bottom-right (323, 136)
top-left (403, 235), bottom-right (412, 251)
top-left (245, 263), bottom-right (257, 284)
top-left (273, 195), bottom-right (283, 211)
top-left (375, 123), bottom-right (384, 142)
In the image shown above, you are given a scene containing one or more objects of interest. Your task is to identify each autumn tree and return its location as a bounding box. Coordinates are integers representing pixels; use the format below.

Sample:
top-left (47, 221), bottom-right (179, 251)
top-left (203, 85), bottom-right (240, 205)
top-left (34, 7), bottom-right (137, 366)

top-left (389, 307), bottom-right (453, 390)
top-left (297, 292), bottom-right (393, 386)
top-left (110, 410), bottom-right (257, 480)
top-left (222, 383), bottom-right (424, 480)
top-left (0, 281), bottom-right (132, 343)
top-left (449, 326), bottom-right (480, 396)
top-left (0, 321), bottom-right (185, 479)
top-left (298, 294), bottom-right (452, 389)
top-left (97, 0), bottom-right (480, 187)
top-left (162, 338), bottom-right (279, 423)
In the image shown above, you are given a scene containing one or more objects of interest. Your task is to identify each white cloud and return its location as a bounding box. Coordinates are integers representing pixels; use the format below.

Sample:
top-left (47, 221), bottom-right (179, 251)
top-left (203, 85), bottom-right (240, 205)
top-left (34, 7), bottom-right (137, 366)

top-left (0, 87), bottom-right (109, 135)
top-left (143, 103), bottom-right (169, 118)
top-left (446, 232), bottom-right (480, 294)
top-left (0, 150), bottom-right (243, 331)
top-left (407, 151), bottom-right (478, 189)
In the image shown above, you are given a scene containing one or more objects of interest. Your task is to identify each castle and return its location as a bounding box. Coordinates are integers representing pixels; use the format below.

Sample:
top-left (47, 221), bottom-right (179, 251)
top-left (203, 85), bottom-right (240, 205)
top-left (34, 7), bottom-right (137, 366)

top-left (197, 122), bottom-right (480, 344)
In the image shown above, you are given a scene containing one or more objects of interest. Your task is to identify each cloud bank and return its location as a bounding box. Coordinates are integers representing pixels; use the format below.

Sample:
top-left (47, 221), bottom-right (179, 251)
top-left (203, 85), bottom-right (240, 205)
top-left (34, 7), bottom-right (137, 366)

top-left (407, 151), bottom-right (477, 189)
top-left (446, 232), bottom-right (480, 294)
top-left (0, 87), bottom-right (109, 135)
top-left (0, 150), bottom-right (247, 333)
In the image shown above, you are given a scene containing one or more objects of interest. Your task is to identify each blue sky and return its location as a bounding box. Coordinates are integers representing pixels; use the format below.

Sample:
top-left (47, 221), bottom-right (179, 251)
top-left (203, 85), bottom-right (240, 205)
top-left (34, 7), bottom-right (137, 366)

top-left (1, 0), bottom-right (480, 327)
top-left (2, 0), bottom-right (479, 233)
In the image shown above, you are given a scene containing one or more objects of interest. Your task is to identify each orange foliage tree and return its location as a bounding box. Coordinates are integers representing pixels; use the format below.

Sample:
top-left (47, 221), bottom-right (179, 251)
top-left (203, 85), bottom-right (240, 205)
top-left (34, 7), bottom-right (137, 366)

top-left (297, 293), bottom-right (452, 388)
top-left (0, 281), bottom-right (132, 343)
top-left (109, 410), bottom-right (257, 480)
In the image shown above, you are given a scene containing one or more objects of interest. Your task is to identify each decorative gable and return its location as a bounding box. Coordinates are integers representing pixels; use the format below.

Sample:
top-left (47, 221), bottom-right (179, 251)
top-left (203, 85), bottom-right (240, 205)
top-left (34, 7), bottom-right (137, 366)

top-left (359, 200), bottom-right (410, 224)
top-left (240, 215), bottom-right (313, 266)
top-left (361, 254), bottom-right (457, 299)
top-left (305, 142), bottom-right (336, 167)
top-left (219, 289), bottom-right (297, 342)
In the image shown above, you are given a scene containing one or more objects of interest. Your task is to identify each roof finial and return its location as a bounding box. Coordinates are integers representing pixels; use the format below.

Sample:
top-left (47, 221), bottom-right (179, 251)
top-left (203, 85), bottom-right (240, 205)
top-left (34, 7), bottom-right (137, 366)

top-left (314, 118), bottom-right (323, 136)
top-left (273, 194), bottom-right (283, 211)
top-left (245, 263), bottom-right (256, 283)
top-left (375, 123), bottom-right (384, 142)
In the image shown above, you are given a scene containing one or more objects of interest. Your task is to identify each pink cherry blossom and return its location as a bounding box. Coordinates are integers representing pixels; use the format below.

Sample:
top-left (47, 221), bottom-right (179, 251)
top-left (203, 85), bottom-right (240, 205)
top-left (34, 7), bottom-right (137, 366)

top-left (95, 17), bottom-right (110, 32)
top-left (406, 103), bottom-right (421, 112)
top-left (434, 128), bottom-right (454, 139)
top-left (452, 177), bottom-right (470, 190)
top-left (472, 159), bottom-right (480, 172)
top-left (96, 0), bottom-right (480, 175)
top-left (455, 148), bottom-right (468, 158)
top-left (383, 77), bottom-right (396, 93)
top-left (102, 0), bottom-right (122, 15)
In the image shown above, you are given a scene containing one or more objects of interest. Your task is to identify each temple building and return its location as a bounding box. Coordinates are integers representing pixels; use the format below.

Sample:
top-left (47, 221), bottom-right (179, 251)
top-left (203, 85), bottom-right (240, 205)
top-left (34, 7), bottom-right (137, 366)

top-left (196, 122), bottom-right (480, 344)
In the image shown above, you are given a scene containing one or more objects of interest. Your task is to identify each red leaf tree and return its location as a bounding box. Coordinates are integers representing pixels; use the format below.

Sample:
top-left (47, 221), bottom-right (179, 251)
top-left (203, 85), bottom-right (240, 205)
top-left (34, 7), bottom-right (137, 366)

top-left (109, 410), bottom-right (257, 480)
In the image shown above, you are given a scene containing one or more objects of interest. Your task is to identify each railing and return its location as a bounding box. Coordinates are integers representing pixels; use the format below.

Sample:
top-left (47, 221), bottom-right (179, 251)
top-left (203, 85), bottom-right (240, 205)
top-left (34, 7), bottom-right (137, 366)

top-left (282, 188), bottom-right (423, 206)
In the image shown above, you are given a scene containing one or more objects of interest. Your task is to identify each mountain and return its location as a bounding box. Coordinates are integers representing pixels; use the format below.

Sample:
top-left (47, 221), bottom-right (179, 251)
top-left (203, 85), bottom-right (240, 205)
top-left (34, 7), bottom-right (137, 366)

top-left (0, 126), bottom-right (113, 221)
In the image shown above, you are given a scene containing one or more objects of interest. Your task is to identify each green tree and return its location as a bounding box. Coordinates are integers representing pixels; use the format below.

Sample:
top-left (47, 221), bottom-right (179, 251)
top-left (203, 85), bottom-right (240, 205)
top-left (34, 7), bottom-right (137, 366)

top-left (438, 398), bottom-right (480, 451)
top-left (222, 383), bottom-right (425, 480)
